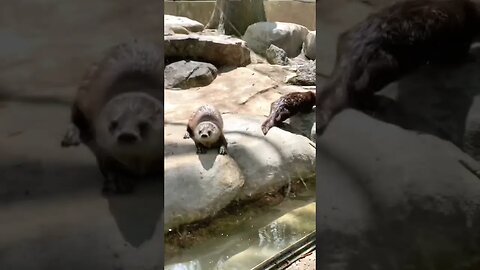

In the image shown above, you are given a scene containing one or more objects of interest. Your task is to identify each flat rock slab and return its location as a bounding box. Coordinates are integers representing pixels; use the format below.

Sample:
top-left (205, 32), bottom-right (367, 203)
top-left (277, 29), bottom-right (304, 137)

top-left (164, 114), bottom-right (316, 230)
top-left (164, 15), bottom-right (204, 34)
top-left (164, 34), bottom-right (251, 67)
top-left (164, 66), bottom-right (310, 123)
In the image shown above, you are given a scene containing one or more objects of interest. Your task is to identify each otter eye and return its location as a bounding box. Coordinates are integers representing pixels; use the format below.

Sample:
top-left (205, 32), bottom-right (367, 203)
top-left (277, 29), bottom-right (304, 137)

top-left (208, 130), bottom-right (212, 136)
top-left (109, 121), bottom-right (118, 132)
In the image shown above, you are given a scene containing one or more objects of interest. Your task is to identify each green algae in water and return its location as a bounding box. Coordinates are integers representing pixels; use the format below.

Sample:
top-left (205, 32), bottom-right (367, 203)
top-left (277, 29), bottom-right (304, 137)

top-left (165, 183), bottom-right (316, 270)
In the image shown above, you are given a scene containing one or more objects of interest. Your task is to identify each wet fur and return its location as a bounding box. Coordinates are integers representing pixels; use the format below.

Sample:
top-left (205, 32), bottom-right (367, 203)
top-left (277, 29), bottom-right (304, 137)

top-left (184, 105), bottom-right (228, 155)
top-left (61, 39), bottom-right (164, 194)
top-left (261, 91), bottom-right (316, 135)
top-left (316, 0), bottom-right (480, 135)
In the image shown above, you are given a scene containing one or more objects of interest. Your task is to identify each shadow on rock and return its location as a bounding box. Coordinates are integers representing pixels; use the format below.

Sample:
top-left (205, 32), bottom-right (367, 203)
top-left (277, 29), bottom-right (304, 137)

top-left (198, 152), bottom-right (218, 170)
top-left (105, 178), bottom-right (163, 248)
top-left (358, 51), bottom-right (480, 149)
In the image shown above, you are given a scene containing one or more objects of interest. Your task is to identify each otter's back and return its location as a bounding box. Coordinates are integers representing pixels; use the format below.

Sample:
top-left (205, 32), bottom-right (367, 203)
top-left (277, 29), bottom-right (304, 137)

top-left (340, 0), bottom-right (478, 68)
top-left (189, 105), bottom-right (223, 129)
top-left (75, 40), bottom-right (164, 122)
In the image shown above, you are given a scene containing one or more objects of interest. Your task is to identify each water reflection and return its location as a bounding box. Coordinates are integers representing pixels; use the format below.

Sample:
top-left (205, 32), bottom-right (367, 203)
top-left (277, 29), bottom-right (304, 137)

top-left (164, 186), bottom-right (316, 270)
top-left (258, 221), bottom-right (290, 249)
top-left (165, 260), bottom-right (202, 270)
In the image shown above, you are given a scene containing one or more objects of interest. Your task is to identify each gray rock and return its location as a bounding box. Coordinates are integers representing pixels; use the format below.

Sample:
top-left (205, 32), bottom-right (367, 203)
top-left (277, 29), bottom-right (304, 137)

top-left (164, 34), bottom-right (251, 67)
top-left (243, 22), bottom-right (309, 58)
top-left (287, 59), bottom-right (316, 86)
top-left (226, 115), bottom-right (315, 200)
top-left (303, 31), bottom-right (316, 60)
top-left (318, 109), bottom-right (480, 269)
top-left (164, 60), bottom-right (217, 89)
top-left (265, 44), bottom-right (289, 65)
top-left (164, 114), bottom-right (316, 230)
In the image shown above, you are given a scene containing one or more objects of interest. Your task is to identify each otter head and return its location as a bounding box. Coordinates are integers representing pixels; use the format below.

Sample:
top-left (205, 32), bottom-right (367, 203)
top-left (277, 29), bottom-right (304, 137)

top-left (193, 121), bottom-right (220, 147)
top-left (95, 92), bottom-right (163, 160)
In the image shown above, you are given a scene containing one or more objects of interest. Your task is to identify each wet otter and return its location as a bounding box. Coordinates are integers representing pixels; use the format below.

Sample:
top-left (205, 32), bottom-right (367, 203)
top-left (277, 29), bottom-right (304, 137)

top-left (261, 91), bottom-right (316, 135)
top-left (184, 104), bottom-right (228, 155)
top-left (61, 39), bottom-right (164, 194)
top-left (316, 0), bottom-right (480, 135)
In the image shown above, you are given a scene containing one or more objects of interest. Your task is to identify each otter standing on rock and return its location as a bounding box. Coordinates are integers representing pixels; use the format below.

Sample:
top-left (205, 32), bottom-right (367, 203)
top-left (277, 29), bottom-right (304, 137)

top-left (184, 104), bottom-right (228, 155)
top-left (261, 91), bottom-right (316, 135)
top-left (61, 40), bottom-right (164, 194)
top-left (316, 0), bottom-right (480, 136)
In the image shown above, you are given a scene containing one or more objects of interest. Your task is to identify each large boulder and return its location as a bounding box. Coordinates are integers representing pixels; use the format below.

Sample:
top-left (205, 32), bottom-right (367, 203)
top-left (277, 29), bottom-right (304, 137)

top-left (164, 67), bottom-right (292, 121)
top-left (164, 34), bottom-right (251, 67)
top-left (164, 114), bottom-right (316, 230)
top-left (164, 60), bottom-right (218, 89)
top-left (225, 115), bottom-right (315, 200)
top-left (164, 125), bottom-right (245, 231)
top-left (317, 109), bottom-right (480, 269)
top-left (243, 22), bottom-right (309, 58)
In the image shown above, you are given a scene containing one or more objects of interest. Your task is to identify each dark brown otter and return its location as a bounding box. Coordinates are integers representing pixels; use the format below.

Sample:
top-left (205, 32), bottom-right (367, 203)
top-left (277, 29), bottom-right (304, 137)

top-left (316, 0), bottom-right (480, 136)
top-left (61, 39), bottom-right (164, 194)
top-left (261, 91), bottom-right (316, 135)
top-left (183, 104), bottom-right (228, 155)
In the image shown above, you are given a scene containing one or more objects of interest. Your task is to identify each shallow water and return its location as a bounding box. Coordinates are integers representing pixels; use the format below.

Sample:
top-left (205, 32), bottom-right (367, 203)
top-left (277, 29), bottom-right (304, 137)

top-left (164, 183), bottom-right (316, 270)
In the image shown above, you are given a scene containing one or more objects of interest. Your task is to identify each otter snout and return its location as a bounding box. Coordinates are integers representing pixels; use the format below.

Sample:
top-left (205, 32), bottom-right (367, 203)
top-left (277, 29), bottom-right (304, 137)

top-left (200, 134), bottom-right (208, 138)
top-left (117, 132), bottom-right (139, 145)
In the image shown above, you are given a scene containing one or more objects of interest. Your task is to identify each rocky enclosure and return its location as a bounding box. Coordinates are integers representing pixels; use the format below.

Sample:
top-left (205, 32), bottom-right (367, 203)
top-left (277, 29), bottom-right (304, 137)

top-left (163, 15), bottom-right (316, 231)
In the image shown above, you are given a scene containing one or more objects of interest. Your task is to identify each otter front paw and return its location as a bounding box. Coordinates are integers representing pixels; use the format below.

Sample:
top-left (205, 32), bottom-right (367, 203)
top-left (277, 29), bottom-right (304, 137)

top-left (183, 132), bottom-right (190, 139)
top-left (219, 145), bottom-right (227, 155)
top-left (61, 124), bottom-right (81, 147)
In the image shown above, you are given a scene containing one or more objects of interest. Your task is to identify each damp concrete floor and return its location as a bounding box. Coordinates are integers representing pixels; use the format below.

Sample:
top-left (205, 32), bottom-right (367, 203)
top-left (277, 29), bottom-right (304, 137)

top-left (0, 100), bottom-right (165, 270)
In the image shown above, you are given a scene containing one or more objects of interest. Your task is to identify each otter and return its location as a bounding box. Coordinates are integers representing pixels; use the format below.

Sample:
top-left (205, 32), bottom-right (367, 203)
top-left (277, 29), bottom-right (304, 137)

top-left (61, 39), bottom-right (164, 194)
top-left (316, 0), bottom-right (480, 136)
top-left (261, 91), bottom-right (316, 135)
top-left (183, 104), bottom-right (228, 155)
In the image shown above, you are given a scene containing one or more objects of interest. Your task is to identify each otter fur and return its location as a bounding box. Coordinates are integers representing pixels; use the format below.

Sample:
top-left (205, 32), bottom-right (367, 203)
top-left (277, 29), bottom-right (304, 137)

top-left (183, 104), bottom-right (228, 155)
top-left (261, 91), bottom-right (316, 135)
top-left (316, 0), bottom-right (480, 135)
top-left (61, 40), bottom-right (164, 194)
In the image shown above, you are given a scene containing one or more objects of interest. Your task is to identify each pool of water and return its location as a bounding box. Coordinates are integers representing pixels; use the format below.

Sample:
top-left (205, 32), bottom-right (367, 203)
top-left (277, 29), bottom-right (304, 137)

top-left (164, 181), bottom-right (316, 270)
